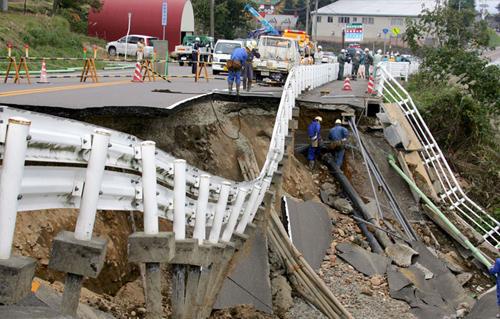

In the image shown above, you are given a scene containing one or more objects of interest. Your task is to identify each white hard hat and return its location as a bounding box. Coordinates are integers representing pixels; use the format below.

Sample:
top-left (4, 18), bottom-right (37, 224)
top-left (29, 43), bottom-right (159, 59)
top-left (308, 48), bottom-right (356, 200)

top-left (377, 49), bottom-right (382, 54)
top-left (315, 116), bottom-right (323, 122)
top-left (356, 50), bottom-right (361, 54)
top-left (246, 42), bottom-right (254, 50)
top-left (251, 40), bottom-right (257, 47)
top-left (364, 48), bottom-right (369, 52)
top-left (335, 119), bottom-right (342, 124)
top-left (318, 45), bottom-right (322, 49)
top-left (341, 49), bottom-right (346, 53)
top-left (195, 37), bottom-right (200, 41)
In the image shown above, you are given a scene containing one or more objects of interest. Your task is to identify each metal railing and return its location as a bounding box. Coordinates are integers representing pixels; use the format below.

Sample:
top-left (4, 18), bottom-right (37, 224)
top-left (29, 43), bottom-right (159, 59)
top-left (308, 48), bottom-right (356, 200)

top-left (377, 64), bottom-right (500, 249)
top-left (0, 63), bottom-right (338, 259)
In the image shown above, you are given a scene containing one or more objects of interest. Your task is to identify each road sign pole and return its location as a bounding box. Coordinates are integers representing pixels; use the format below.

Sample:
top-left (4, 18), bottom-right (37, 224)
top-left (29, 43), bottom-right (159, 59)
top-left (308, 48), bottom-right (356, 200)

top-left (125, 12), bottom-right (132, 61)
top-left (164, 40), bottom-right (169, 77)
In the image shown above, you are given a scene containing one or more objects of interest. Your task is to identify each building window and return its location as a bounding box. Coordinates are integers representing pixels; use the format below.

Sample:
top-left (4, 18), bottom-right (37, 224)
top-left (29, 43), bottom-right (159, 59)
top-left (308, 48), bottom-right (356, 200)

top-left (338, 16), bottom-right (350, 23)
top-left (317, 16), bottom-right (321, 23)
top-left (362, 17), bottom-right (374, 24)
top-left (327, 16), bottom-right (333, 23)
top-left (353, 17), bottom-right (357, 22)
top-left (391, 17), bottom-right (404, 25)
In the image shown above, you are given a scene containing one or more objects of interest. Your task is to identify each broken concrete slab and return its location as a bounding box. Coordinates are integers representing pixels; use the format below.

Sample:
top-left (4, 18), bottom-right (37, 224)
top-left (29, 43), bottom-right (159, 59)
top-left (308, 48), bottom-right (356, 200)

top-left (331, 197), bottom-right (353, 215)
top-left (433, 272), bottom-right (474, 310)
top-left (215, 226), bottom-right (273, 313)
top-left (414, 262), bottom-right (434, 280)
top-left (285, 198), bottom-right (332, 270)
top-left (438, 251), bottom-right (466, 274)
top-left (385, 243), bottom-right (419, 268)
top-left (336, 242), bottom-right (390, 276)
top-left (456, 272), bottom-right (473, 286)
top-left (466, 288), bottom-right (497, 319)
top-left (387, 266), bottom-right (412, 292)
top-left (320, 182), bottom-right (337, 207)
top-left (410, 302), bottom-right (450, 319)
top-left (409, 241), bottom-right (449, 277)
top-left (384, 123), bottom-right (409, 149)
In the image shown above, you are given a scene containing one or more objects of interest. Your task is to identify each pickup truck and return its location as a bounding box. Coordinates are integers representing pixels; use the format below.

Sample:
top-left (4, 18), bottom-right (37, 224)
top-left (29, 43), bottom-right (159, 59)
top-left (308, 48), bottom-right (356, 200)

top-left (253, 36), bottom-right (301, 84)
top-left (171, 35), bottom-right (214, 66)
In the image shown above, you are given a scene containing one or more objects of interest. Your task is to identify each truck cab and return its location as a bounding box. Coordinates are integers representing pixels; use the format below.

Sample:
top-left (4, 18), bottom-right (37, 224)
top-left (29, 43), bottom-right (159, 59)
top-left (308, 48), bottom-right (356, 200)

top-left (253, 36), bottom-right (301, 84)
top-left (171, 35), bottom-right (214, 66)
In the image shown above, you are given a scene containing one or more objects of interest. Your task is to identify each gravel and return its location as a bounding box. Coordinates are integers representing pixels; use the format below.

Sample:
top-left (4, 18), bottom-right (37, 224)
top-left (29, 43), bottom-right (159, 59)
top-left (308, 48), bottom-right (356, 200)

top-left (287, 297), bottom-right (327, 319)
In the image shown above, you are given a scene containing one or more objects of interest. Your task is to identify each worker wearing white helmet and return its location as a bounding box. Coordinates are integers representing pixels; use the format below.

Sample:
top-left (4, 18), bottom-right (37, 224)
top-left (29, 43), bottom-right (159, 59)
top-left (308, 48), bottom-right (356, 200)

top-left (307, 116), bottom-right (323, 170)
top-left (373, 49), bottom-right (384, 79)
top-left (242, 39), bottom-right (260, 92)
top-left (315, 45), bottom-right (324, 64)
top-left (192, 37), bottom-right (202, 74)
top-left (328, 118), bottom-right (349, 168)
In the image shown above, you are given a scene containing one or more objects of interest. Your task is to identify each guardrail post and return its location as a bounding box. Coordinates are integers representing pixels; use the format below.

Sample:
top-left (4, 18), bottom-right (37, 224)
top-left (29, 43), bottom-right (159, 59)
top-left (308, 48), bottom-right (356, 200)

top-left (174, 159), bottom-right (186, 240)
top-left (0, 117), bottom-right (37, 305)
top-left (193, 174), bottom-right (210, 244)
top-left (49, 129), bottom-right (111, 317)
top-left (128, 141), bottom-right (175, 319)
top-left (208, 182), bottom-right (231, 244)
top-left (235, 184), bottom-right (261, 234)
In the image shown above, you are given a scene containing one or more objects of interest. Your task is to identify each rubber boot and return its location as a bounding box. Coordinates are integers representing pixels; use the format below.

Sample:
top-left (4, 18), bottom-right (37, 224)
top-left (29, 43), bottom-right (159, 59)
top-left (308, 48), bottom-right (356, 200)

top-left (247, 80), bottom-right (252, 92)
top-left (228, 82), bottom-right (233, 94)
top-left (308, 160), bottom-right (315, 170)
top-left (236, 84), bottom-right (240, 96)
top-left (242, 78), bottom-right (247, 91)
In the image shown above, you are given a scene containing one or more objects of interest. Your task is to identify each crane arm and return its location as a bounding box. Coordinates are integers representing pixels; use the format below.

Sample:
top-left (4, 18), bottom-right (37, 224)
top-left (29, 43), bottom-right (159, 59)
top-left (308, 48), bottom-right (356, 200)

top-left (244, 4), bottom-right (280, 36)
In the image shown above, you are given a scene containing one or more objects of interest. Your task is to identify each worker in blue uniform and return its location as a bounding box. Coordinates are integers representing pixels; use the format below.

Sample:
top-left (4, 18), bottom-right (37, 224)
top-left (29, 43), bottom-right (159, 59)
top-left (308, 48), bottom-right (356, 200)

top-left (490, 258), bottom-right (500, 318)
top-left (328, 119), bottom-right (349, 168)
top-left (227, 46), bottom-right (248, 95)
top-left (307, 116), bottom-right (323, 170)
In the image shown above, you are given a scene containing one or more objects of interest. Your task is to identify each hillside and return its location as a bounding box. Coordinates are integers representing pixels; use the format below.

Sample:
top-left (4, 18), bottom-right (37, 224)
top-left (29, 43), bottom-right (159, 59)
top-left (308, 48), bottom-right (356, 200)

top-left (0, 10), bottom-right (105, 69)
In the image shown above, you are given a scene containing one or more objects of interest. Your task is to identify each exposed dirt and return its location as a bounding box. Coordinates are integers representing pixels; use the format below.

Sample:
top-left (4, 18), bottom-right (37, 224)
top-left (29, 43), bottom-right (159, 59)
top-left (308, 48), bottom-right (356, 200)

top-left (81, 98), bottom-right (278, 181)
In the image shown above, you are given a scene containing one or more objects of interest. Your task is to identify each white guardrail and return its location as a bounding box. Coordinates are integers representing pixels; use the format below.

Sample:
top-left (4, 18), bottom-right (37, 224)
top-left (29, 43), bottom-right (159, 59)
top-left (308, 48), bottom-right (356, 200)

top-left (377, 64), bottom-right (500, 249)
top-left (0, 63), bottom-right (338, 258)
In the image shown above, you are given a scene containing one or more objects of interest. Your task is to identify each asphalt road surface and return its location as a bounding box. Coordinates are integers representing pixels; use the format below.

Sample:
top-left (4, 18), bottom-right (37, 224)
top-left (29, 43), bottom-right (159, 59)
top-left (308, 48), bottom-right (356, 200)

top-left (0, 64), bottom-right (282, 109)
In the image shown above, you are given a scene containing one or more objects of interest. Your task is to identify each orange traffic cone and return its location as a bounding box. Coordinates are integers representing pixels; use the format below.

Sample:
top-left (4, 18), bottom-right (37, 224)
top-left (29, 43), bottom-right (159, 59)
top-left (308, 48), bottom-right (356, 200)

top-left (132, 62), bottom-right (143, 83)
top-left (342, 77), bottom-right (352, 91)
top-left (37, 59), bottom-right (49, 84)
top-left (366, 76), bottom-right (375, 94)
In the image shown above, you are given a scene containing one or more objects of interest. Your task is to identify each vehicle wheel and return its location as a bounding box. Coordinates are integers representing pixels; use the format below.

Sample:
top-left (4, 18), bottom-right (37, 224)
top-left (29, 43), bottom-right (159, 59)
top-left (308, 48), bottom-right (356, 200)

top-left (179, 62), bottom-right (184, 66)
top-left (188, 62), bottom-right (192, 67)
top-left (108, 47), bottom-right (117, 56)
top-left (213, 70), bottom-right (220, 75)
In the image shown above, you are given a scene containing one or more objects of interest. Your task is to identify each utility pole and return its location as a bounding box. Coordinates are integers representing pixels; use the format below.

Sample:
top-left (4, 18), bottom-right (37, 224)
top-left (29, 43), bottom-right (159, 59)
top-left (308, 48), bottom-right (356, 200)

top-left (305, 0), bottom-right (310, 34)
top-left (210, 0), bottom-right (215, 38)
top-left (2, 0), bottom-right (8, 12)
top-left (313, 0), bottom-right (319, 42)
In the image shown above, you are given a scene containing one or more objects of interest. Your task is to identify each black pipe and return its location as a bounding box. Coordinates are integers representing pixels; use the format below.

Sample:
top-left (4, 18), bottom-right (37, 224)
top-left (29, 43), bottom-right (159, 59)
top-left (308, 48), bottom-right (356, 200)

top-left (323, 153), bottom-right (392, 248)
top-left (352, 210), bottom-right (384, 254)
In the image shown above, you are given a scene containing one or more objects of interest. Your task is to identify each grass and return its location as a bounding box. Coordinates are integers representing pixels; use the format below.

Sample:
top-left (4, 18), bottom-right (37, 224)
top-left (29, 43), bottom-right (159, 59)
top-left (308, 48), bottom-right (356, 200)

top-left (488, 29), bottom-right (500, 48)
top-left (0, 11), bottom-right (106, 70)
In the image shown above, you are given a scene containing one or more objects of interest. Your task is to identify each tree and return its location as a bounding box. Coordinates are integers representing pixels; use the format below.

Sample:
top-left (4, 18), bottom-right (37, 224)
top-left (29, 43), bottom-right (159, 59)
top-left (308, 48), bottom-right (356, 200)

top-left (191, 0), bottom-right (255, 39)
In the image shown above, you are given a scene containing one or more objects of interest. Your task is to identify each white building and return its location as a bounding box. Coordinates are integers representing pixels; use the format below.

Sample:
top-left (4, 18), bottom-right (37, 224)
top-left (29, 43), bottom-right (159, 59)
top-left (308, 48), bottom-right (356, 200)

top-left (314, 0), bottom-right (437, 44)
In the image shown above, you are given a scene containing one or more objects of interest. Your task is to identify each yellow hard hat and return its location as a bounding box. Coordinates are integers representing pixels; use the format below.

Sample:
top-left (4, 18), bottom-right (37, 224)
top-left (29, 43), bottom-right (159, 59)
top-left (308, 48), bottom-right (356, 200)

top-left (335, 119), bottom-right (342, 124)
top-left (315, 116), bottom-right (323, 122)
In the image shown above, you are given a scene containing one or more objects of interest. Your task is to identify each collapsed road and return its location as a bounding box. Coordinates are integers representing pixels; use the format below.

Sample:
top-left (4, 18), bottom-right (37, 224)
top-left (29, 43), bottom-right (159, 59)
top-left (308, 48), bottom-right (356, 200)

top-left (0, 62), bottom-right (497, 319)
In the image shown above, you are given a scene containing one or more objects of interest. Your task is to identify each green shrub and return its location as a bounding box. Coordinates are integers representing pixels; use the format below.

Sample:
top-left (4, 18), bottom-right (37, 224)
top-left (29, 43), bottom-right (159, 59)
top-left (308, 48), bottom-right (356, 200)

top-left (22, 16), bottom-right (80, 48)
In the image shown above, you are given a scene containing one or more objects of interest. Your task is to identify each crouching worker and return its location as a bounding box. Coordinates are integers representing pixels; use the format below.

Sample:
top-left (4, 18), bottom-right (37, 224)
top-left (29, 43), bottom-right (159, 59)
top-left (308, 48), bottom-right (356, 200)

top-left (328, 119), bottom-right (349, 168)
top-left (227, 46), bottom-right (248, 95)
top-left (307, 116), bottom-right (323, 170)
top-left (490, 258), bottom-right (500, 318)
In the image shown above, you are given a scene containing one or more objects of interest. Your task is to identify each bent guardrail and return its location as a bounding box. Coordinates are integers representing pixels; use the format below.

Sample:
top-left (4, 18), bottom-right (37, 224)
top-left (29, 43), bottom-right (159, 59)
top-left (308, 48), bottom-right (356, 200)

top-left (377, 64), bottom-right (499, 251)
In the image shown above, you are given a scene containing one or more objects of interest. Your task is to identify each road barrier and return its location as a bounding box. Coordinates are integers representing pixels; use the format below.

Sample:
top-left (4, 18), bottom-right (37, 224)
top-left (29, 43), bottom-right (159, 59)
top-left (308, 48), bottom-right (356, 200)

top-left (377, 64), bottom-right (499, 253)
top-left (0, 63), bottom-right (350, 317)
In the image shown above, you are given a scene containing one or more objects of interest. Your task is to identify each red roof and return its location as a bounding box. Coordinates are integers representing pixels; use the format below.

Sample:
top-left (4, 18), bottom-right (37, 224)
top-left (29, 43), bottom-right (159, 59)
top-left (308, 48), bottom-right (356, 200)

top-left (88, 0), bottom-right (193, 52)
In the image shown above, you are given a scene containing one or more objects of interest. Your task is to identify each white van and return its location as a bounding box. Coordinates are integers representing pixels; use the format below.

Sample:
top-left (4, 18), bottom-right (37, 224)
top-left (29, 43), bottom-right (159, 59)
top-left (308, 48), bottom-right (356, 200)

top-left (212, 39), bottom-right (243, 75)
